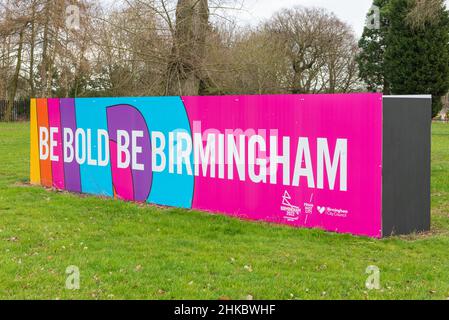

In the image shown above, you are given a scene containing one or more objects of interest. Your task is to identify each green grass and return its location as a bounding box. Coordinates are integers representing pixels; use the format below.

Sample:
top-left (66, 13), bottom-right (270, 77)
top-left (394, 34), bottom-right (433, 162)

top-left (1, 122), bottom-right (449, 300)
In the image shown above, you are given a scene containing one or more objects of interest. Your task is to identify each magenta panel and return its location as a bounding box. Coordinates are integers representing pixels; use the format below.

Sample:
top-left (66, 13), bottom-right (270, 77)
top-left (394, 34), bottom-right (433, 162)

top-left (183, 94), bottom-right (383, 238)
top-left (47, 98), bottom-right (65, 190)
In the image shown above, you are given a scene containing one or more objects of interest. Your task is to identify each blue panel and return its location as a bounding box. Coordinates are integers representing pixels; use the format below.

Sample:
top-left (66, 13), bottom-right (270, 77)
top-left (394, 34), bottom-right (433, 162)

top-left (133, 97), bottom-right (194, 209)
top-left (75, 97), bottom-right (194, 208)
top-left (75, 98), bottom-right (113, 197)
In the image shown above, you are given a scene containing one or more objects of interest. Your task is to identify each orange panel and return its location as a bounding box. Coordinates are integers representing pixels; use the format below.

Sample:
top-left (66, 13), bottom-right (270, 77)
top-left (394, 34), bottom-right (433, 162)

top-left (36, 98), bottom-right (52, 187)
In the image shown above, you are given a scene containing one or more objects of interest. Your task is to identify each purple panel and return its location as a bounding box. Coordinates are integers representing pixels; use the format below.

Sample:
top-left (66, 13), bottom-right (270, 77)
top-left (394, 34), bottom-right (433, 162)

top-left (107, 105), bottom-right (152, 202)
top-left (60, 98), bottom-right (81, 193)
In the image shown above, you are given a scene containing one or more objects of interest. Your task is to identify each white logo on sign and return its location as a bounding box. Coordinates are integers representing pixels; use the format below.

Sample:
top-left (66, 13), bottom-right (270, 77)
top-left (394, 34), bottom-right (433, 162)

top-left (281, 191), bottom-right (300, 221)
top-left (303, 194), bottom-right (314, 224)
top-left (316, 206), bottom-right (349, 218)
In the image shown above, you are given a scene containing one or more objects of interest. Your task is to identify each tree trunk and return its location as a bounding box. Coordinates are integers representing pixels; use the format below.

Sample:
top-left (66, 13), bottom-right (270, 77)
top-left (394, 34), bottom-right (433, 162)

top-left (41, 1), bottom-right (51, 97)
top-left (165, 0), bottom-right (209, 96)
top-left (29, 1), bottom-right (36, 97)
top-left (6, 28), bottom-right (24, 122)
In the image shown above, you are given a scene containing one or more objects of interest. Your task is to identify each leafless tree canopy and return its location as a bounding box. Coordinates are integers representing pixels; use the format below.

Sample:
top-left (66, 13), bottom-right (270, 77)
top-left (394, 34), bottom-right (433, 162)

top-left (407, 0), bottom-right (446, 29)
top-left (0, 0), bottom-right (361, 119)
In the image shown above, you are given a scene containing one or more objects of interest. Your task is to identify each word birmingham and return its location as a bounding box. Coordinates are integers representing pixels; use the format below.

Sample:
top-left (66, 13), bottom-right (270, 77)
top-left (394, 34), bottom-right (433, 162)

top-left (39, 127), bottom-right (348, 191)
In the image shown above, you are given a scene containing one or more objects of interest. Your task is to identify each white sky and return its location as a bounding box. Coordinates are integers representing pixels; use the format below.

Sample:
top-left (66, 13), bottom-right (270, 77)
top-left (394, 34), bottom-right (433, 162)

top-left (231, 0), bottom-right (373, 35)
top-left (103, 0), bottom-right (449, 36)
top-left (234, 0), bottom-right (449, 35)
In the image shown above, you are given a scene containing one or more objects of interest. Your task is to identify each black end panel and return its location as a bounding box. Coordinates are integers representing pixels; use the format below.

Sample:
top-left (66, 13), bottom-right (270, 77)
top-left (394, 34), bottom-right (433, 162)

top-left (382, 96), bottom-right (431, 237)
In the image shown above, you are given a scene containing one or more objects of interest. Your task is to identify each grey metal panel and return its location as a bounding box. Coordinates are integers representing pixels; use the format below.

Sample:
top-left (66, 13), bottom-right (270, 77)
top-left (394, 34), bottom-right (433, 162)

top-left (382, 96), bottom-right (431, 237)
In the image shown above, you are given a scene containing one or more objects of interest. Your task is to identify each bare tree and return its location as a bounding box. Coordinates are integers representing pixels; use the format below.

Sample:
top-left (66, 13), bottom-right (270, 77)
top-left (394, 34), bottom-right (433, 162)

top-left (0, 0), bottom-right (32, 120)
top-left (0, 0), bottom-right (362, 108)
top-left (265, 7), bottom-right (361, 94)
top-left (407, 0), bottom-right (445, 29)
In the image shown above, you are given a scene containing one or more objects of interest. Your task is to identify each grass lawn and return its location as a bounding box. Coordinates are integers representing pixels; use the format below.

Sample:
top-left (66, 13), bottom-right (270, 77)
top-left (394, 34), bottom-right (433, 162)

top-left (0, 121), bottom-right (449, 300)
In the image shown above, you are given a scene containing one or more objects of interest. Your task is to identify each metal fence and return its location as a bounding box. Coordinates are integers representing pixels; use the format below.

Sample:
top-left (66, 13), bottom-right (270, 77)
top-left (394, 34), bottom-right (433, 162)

top-left (0, 100), bottom-right (30, 121)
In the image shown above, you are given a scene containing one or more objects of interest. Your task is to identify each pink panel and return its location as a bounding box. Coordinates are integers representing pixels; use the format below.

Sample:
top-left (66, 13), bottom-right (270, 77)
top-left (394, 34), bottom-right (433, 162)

top-left (47, 98), bottom-right (65, 190)
top-left (109, 141), bottom-right (134, 201)
top-left (182, 94), bottom-right (383, 238)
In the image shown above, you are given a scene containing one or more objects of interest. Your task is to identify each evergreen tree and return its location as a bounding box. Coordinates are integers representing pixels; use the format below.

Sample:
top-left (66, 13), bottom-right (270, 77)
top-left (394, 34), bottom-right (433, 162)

top-left (358, 0), bottom-right (449, 117)
top-left (384, 0), bottom-right (449, 117)
top-left (357, 0), bottom-right (391, 93)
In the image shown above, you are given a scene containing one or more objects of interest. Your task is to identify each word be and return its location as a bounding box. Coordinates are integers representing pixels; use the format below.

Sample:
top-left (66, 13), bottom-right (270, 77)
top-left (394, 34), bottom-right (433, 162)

top-left (39, 127), bottom-right (145, 170)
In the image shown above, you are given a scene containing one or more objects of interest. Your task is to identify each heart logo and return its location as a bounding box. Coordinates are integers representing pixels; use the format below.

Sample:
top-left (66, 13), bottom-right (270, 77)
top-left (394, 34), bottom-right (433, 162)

top-left (317, 206), bottom-right (326, 214)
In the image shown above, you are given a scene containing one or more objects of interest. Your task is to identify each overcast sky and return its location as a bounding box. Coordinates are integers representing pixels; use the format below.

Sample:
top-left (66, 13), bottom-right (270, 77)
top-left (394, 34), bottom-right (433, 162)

top-left (230, 0), bottom-right (373, 35)
top-left (104, 0), bottom-right (449, 36)
top-left (233, 0), bottom-right (449, 35)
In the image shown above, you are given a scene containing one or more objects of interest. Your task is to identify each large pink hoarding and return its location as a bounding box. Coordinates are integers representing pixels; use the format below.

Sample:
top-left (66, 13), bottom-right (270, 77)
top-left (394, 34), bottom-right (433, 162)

top-left (30, 93), bottom-right (383, 238)
top-left (184, 94), bottom-right (383, 238)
